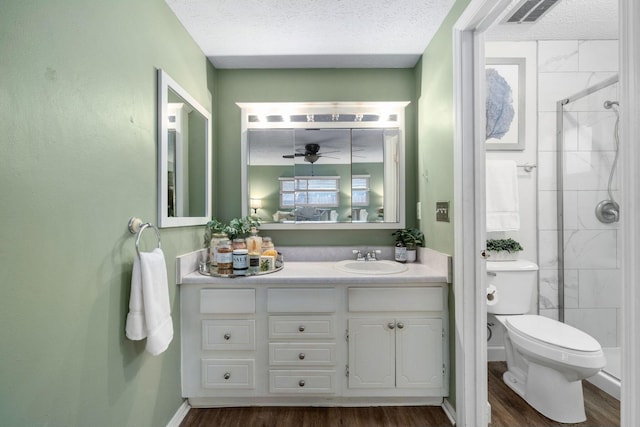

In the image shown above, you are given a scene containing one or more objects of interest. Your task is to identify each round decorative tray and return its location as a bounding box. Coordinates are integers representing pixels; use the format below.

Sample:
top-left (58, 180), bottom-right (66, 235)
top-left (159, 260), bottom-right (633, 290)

top-left (198, 256), bottom-right (284, 278)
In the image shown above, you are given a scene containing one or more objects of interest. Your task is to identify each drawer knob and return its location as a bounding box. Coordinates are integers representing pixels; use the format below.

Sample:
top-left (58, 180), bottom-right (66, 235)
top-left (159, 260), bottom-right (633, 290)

top-left (298, 353), bottom-right (306, 360)
top-left (387, 322), bottom-right (396, 330)
top-left (298, 380), bottom-right (306, 387)
top-left (397, 322), bottom-right (405, 329)
top-left (223, 333), bottom-right (231, 340)
top-left (298, 325), bottom-right (305, 332)
top-left (223, 372), bottom-right (231, 380)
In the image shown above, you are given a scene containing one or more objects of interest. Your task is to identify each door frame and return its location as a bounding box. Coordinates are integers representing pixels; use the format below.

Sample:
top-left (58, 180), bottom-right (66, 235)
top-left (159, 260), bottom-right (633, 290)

top-left (452, 0), bottom-right (640, 426)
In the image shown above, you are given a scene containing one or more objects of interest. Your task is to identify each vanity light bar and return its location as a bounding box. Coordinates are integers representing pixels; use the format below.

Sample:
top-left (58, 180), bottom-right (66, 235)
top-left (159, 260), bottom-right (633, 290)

top-left (247, 113), bottom-right (398, 123)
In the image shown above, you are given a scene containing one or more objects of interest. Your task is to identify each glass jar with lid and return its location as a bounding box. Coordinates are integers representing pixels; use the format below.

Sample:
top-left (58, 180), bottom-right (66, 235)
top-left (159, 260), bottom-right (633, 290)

top-left (216, 239), bottom-right (233, 275)
top-left (232, 238), bottom-right (247, 250)
top-left (261, 236), bottom-right (275, 253)
top-left (209, 233), bottom-right (228, 267)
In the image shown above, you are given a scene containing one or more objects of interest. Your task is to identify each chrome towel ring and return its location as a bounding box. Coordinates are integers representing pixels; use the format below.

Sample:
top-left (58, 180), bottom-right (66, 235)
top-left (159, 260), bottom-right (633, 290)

top-left (128, 217), bottom-right (161, 257)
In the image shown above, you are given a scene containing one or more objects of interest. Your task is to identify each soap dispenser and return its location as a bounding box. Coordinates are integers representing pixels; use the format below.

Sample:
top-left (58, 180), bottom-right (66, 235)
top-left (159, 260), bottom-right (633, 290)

top-left (246, 227), bottom-right (262, 273)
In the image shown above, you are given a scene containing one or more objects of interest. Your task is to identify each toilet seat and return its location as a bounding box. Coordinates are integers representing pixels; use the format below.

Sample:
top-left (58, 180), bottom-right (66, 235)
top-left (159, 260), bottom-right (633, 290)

top-left (506, 315), bottom-right (601, 352)
top-left (497, 314), bottom-right (606, 374)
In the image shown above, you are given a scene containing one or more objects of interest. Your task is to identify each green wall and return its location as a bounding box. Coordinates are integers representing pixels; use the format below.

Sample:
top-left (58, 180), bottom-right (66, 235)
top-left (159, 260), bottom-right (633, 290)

top-left (215, 69), bottom-right (418, 246)
top-left (0, 1), bottom-right (214, 425)
top-left (0, 0), bottom-right (472, 423)
top-left (418, 0), bottom-right (473, 410)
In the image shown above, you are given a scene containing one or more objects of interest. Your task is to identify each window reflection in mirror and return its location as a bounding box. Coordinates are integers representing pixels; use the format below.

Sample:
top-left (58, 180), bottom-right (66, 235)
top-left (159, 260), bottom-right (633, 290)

top-left (157, 69), bottom-right (212, 228)
top-left (240, 102), bottom-right (407, 230)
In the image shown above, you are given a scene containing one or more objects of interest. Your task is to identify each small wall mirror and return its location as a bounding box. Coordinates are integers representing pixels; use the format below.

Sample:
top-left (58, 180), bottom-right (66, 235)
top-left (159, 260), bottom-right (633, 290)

top-left (239, 102), bottom-right (408, 230)
top-left (157, 69), bottom-right (212, 227)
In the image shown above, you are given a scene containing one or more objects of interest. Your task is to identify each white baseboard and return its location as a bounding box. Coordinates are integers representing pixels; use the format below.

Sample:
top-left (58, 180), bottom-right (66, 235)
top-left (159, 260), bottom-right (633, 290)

top-left (488, 346), bottom-right (506, 362)
top-left (166, 400), bottom-right (190, 427)
top-left (442, 398), bottom-right (456, 426)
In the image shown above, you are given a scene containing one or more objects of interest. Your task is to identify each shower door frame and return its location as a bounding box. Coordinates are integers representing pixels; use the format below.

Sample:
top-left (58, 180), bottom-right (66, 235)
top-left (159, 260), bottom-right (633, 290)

top-left (555, 75), bottom-right (619, 323)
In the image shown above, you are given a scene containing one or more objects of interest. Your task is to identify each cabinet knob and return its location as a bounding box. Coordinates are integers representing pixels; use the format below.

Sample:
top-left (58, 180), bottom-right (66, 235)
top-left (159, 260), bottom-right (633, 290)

top-left (387, 322), bottom-right (396, 330)
top-left (223, 372), bottom-right (231, 380)
top-left (298, 325), bottom-right (305, 332)
top-left (298, 380), bottom-right (306, 387)
top-left (298, 353), bottom-right (306, 360)
top-left (223, 333), bottom-right (231, 340)
top-left (397, 322), bottom-right (405, 329)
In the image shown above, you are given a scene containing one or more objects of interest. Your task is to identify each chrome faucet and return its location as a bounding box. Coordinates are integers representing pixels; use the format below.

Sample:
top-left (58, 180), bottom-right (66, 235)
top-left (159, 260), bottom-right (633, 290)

top-left (352, 249), bottom-right (365, 261)
top-left (366, 250), bottom-right (381, 261)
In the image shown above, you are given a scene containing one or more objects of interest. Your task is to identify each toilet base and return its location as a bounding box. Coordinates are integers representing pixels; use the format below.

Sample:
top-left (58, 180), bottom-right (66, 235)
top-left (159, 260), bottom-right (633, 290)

top-left (503, 361), bottom-right (586, 423)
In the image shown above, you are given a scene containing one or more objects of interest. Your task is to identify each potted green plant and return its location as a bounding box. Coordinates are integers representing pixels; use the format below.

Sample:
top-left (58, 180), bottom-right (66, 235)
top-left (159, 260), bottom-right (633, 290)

top-left (486, 238), bottom-right (523, 261)
top-left (224, 216), bottom-right (261, 240)
top-left (392, 228), bottom-right (425, 263)
top-left (204, 216), bottom-right (262, 244)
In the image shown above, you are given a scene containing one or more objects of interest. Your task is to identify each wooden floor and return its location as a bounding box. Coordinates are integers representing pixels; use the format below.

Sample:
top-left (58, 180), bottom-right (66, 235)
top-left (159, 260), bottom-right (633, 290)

top-left (181, 362), bottom-right (620, 427)
top-left (180, 406), bottom-right (452, 427)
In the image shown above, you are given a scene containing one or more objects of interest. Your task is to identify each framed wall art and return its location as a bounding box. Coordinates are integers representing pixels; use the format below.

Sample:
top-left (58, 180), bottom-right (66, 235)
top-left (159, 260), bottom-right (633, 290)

top-left (486, 57), bottom-right (526, 151)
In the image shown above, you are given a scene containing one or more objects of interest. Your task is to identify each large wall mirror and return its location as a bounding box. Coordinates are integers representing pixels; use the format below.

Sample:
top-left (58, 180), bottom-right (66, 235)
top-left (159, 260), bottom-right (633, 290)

top-left (157, 69), bottom-right (212, 227)
top-left (239, 102), bottom-right (408, 230)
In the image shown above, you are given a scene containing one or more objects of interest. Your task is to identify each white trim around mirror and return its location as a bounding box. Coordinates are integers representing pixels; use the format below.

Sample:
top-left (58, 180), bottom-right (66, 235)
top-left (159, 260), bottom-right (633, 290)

top-left (157, 69), bottom-right (212, 228)
top-left (238, 102), bottom-right (408, 230)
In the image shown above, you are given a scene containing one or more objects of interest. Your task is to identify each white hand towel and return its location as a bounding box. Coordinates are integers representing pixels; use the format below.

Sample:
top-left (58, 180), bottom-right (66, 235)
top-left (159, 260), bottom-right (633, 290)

top-left (486, 160), bottom-right (520, 232)
top-left (125, 248), bottom-right (173, 356)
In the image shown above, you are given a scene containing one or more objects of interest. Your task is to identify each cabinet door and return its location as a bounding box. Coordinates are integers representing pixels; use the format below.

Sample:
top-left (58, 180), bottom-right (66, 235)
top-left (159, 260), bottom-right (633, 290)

top-left (348, 318), bottom-right (395, 389)
top-left (395, 317), bottom-right (443, 389)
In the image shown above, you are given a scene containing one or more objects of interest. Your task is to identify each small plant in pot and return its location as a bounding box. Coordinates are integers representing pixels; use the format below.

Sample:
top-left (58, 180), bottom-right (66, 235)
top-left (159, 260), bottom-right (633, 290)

top-left (486, 238), bottom-right (523, 261)
top-left (392, 228), bottom-right (425, 263)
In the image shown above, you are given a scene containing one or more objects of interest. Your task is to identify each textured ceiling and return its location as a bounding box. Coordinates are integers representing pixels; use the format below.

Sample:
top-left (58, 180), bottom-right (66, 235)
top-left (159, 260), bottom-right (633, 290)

top-left (486, 0), bottom-right (618, 41)
top-left (165, 0), bottom-right (455, 68)
top-left (165, 0), bottom-right (618, 69)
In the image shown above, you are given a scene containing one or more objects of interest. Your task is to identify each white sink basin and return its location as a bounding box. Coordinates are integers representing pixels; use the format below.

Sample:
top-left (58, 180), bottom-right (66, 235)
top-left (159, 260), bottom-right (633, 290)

top-left (334, 259), bottom-right (408, 275)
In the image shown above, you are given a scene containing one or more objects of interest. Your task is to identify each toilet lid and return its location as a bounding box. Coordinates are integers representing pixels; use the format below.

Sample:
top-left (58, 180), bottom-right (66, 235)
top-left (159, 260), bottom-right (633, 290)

top-left (506, 315), bottom-right (602, 352)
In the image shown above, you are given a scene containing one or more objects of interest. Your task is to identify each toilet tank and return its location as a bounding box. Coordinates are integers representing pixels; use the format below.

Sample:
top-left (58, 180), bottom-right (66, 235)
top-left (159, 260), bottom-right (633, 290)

top-left (486, 260), bottom-right (539, 315)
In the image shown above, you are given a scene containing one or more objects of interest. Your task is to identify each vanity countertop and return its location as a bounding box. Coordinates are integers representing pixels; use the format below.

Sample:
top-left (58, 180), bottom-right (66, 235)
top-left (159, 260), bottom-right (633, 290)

top-left (180, 261), bottom-right (447, 286)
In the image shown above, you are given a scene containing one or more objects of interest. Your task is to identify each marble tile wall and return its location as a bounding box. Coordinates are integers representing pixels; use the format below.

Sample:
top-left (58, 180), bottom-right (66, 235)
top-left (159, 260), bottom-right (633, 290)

top-left (537, 40), bottom-right (621, 347)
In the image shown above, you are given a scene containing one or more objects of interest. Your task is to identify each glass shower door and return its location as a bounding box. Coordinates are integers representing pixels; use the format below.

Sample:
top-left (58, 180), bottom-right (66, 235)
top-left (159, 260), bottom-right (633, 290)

top-left (557, 76), bottom-right (621, 380)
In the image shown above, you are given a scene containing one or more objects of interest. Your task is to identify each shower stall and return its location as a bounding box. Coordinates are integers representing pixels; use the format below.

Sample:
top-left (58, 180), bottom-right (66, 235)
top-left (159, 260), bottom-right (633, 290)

top-left (556, 75), bottom-right (621, 395)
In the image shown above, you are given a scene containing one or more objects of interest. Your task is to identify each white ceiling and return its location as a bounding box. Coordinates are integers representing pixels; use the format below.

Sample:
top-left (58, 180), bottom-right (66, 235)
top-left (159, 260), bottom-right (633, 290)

top-left (165, 0), bottom-right (455, 68)
top-left (166, 0), bottom-right (618, 69)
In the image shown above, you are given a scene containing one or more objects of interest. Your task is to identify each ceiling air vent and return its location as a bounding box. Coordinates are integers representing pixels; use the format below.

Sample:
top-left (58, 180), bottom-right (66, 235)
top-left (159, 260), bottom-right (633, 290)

top-left (503, 0), bottom-right (561, 24)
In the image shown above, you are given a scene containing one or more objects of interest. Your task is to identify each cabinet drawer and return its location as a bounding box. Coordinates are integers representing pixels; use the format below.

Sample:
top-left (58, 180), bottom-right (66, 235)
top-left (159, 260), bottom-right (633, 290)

top-left (269, 370), bottom-right (336, 394)
top-left (268, 316), bottom-right (335, 339)
top-left (269, 343), bottom-right (336, 366)
top-left (201, 359), bottom-right (255, 389)
top-left (200, 289), bottom-right (255, 314)
top-left (267, 288), bottom-right (336, 313)
top-left (202, 320), bottom-right (255, 351)
top-left (348, 287), bottom-right (443, 312)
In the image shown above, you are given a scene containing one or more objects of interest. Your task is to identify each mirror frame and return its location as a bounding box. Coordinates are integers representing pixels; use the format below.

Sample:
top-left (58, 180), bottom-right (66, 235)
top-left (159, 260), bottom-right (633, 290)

top-left (238, 101), bottom-right (408, 230)
top-left (157, 69), bottom-right (212, 228)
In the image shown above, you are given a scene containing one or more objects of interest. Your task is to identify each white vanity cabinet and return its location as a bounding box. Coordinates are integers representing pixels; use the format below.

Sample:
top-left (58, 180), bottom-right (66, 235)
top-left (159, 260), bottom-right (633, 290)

top-left (180, 277), bottom-right (448, 406)
top-left (266, 288), bottom-right (338, 395)
top-left (346, 287), bottom-right (447, 396)
top-left (181, 288), bottom-right (258, 398)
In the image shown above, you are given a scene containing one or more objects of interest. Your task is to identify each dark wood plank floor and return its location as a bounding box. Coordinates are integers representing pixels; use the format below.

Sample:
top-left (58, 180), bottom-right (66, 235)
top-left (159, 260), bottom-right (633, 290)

top-left (181, 362), bottom-right (620, 427)
top-left (180, 406), bottom-right (452, 427)
top-left (489, 361), bottom-right (620, 427)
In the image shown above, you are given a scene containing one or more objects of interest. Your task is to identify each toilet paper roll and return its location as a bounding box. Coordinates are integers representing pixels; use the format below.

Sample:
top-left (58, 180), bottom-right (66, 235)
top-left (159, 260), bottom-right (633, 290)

top-left (486, 285), bottom-right (499, 306)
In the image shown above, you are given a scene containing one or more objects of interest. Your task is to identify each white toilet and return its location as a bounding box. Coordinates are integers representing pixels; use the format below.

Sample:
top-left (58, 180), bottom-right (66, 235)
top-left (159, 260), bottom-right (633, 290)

top-left (487, 260), bottom-right (606, 423)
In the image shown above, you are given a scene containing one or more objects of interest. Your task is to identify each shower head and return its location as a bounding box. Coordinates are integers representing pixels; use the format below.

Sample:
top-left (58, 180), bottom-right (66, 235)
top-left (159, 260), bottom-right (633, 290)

top-left (604, 100), bottom-right (619, 109)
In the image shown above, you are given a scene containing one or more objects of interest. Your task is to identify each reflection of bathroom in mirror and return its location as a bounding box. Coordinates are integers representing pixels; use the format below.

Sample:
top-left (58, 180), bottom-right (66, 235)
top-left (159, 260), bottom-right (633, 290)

top-left (239, 102), bottom-right (407, 230)
top-left (157, 69), bottom-right (212, 228)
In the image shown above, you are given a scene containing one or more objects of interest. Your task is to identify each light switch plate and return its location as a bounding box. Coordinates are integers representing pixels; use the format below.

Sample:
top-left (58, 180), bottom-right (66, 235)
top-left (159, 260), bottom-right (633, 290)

top-left (416, 202), bottom-right (422, 220)
top-left (436, 201), bottom-right (450, 222)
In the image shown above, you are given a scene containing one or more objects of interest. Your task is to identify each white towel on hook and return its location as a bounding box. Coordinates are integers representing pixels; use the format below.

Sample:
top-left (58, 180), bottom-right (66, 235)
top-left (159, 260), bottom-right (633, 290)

top-left (125, 248), bottom-right (173, 356)
top-left (486, 160), bottom-right (520, 232)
